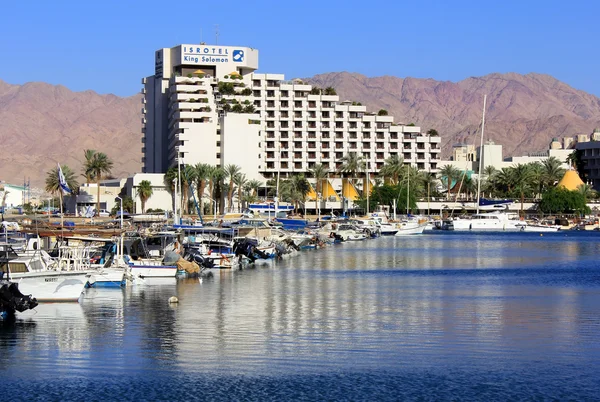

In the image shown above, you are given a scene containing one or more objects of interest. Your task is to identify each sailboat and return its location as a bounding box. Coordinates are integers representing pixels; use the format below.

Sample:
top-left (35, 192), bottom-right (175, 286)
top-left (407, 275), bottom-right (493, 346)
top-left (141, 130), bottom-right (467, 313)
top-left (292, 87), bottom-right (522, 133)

top-left (446, 95), bottom-right (523, 231)
top-left (394, 165), bottom-right (426, 236)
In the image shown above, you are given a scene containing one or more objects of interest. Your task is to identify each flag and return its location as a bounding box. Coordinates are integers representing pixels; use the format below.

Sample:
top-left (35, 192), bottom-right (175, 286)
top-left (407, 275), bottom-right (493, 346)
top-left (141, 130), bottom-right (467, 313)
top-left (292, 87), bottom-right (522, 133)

top-left (57, 163), bottom-right (72, 194)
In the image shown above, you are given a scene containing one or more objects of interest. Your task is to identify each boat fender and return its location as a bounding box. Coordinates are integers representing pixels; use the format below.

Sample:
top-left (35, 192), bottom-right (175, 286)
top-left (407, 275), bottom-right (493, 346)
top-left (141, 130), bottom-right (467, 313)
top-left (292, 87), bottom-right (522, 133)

top-left (469, 224), bottom-right (472, 230)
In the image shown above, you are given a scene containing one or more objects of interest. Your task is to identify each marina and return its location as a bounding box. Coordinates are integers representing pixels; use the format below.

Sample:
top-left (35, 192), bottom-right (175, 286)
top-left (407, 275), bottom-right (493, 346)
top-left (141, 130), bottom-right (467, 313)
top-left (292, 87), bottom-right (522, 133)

top-left (1, 231), bottom-right (599, 400)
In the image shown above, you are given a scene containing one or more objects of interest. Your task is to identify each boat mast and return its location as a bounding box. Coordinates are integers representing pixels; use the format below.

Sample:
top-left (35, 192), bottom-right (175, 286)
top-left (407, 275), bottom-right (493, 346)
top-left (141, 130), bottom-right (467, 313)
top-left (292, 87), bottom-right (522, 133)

top-left (406, 165), bottom-right (410, 215)
top-left (476, 94), bottom-right (487, 215)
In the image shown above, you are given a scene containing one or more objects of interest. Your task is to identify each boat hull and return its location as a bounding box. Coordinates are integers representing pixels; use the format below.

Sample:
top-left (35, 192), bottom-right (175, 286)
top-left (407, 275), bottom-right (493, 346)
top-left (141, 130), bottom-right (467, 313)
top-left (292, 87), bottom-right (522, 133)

top-left (87, 268), bottom-right (126, 288)
top-left (129, 265), bottom-right (178, 278)
top-left (10, 271), bottom-right (88, 302)
top-left (394, 225), bottom-right (426, 236)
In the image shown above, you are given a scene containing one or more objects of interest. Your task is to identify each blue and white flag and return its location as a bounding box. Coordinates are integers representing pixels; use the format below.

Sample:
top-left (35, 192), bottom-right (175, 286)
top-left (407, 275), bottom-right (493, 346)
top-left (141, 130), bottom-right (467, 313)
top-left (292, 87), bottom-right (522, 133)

top-left (57, 163), bottom-right (72, 194)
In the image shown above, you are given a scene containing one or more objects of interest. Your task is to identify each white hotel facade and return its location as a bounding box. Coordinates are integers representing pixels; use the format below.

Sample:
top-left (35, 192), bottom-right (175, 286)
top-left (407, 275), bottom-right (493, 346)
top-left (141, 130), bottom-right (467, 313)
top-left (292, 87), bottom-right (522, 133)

top-left (142, 43), bottom-right (441, 183)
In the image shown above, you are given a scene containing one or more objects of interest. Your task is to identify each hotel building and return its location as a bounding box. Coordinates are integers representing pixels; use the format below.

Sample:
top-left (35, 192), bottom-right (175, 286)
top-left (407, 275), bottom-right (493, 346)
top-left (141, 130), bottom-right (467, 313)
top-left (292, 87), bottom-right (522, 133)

top-left (141, 44), bottom-right (442, 181)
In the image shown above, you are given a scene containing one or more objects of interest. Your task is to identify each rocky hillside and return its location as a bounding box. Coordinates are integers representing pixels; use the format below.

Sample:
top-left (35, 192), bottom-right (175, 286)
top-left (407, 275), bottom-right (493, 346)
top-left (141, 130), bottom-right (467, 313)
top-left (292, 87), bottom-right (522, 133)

top-left (2, 72), bottom-right (600, 187)
top-left (0, 79), bottom-right (142, 187)
top-left (305, 72), bottom-right (600, 158)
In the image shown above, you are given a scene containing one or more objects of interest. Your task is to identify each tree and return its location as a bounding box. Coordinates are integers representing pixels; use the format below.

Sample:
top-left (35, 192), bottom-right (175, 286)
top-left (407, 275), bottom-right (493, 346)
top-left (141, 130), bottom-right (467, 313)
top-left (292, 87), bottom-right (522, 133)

top-left (337, 152), bottom-right (365, 186)
top-left (539, 187), bottom-right (590, 215)
top-left (82, 149), bottom-right (97, 185)
top-left (45, 165), bottom-right (78, 212)
top-left (512, 164), bottom-right (535, 215)
top-left (110, 195), bottom-right (134, 215)
top-left (426, 129), bottom-right (439, 136)
top-left (233, 173), bottom-right (247, 212)
top-left (577, 183), bottom-right (596, 203)
top-left (379, 155), bottom-right (404, 185)
top-left (542, 156), bottom-right (565, 189)
top-left (194, 163), bottom-right (211, 213)
top-left (308, 163), bottom-right (329, 197)
top-left (181, 164), bottom-right (196, 214)
top-left (310, 87), bottom-right (322, 95)
top-left (280, 174), bottom-right (311, 212)
top-left (211, 166), bottom-right (227, 214)
top-left (224, 164), bottom-right (241, 212)
top-left (377, 109), bottom-right (388, 116)
top-left (438, 165), bottom-right (461, 200)
top-left (164, 166), bottom-right (179, 213)
top-left (137, 180), bottom-right (153, 213)
top-left (246, 179), bottom-right (263, 197)
top-left (567, 149), bottom-right (587, 181)
top-left (88, 152), bottom-right (113, 215)
top-left (324, 86), bottom-right (337, 96)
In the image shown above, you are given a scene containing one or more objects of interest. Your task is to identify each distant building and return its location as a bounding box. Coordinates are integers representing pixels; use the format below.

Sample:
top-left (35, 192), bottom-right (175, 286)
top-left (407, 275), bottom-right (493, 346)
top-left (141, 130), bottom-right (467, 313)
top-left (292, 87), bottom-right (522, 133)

top-left (141, 43), bottom-right (442, 181)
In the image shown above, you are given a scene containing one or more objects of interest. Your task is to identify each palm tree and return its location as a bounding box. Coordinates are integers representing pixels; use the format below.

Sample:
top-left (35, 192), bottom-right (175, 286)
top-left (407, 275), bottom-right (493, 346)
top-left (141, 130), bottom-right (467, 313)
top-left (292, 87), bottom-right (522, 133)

top-left (233, 173), bottom-right (247, 212)
top-left (82, 149), bottom-right (96, 185)
top-left (88, 152), bottom-right (113, 215)
top-left (137, 180), bottom-right (153, 213)
top-left (496, 167), bottom-right (516, 195)
top-left (426, 129), bottom-right (439, 136)
top-left (211, 166), bottom-right (227, 214)
top-left (194, 163), bottom-right (211, 213)
top-left (379, 155), bottom-right (404, 184)
top-left (280, 174), bottom-right (311, 212)
top-left (164, 166), bottom-right (179, 213)
top-left (418, 171), bottom-right (438, 202)
top-left (246, 179), bottom-right (262, 197)
top-left (46, 165), bottom-right (79, 212)
top-left (181, 164), bottom-right (196, 214)
top-left (542, 156), bottom-right (565, 189)
top-left (324, 86), bottom-right (337, 96)
top-left (511, 164), bottom-right (534, 215)
top-left (308, 163), bottom-right (329, 197)
top-left (577, 183), bottom-right (596, 203)
top-left (439, 165), bottom-right (461, 200)
top-left (528, 162), bottom-right (544, 199)
top-left (337, 152), bottom-right (365, 187)
top-left (224, 164), bottom-right (241, 212)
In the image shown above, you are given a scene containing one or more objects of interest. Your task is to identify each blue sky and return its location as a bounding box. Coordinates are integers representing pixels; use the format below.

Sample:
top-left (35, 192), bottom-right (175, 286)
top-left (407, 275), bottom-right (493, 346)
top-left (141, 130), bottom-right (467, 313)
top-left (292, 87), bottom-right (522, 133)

top-left (1, 0), bottom-right (598, 97)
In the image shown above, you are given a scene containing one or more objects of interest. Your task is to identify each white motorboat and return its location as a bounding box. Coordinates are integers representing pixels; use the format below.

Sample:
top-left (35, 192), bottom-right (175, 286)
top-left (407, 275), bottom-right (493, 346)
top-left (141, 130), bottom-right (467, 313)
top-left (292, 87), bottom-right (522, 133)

top-left (394, 220), bottom-right (426, 236)
top-left (1, 243), bottom-right (87, 302)
top-left (329, 224), bottom-right (368, 241)
top-left (516, 222), bottom-right (561, 232)
top-left (449, 212), bottom-right (522, 231)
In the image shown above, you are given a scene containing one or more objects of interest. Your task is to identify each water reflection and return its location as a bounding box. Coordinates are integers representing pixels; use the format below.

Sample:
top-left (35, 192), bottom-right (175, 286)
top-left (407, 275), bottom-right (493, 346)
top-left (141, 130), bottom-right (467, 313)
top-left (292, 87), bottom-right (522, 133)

top-left (0, 233), bottom-right (599, 396)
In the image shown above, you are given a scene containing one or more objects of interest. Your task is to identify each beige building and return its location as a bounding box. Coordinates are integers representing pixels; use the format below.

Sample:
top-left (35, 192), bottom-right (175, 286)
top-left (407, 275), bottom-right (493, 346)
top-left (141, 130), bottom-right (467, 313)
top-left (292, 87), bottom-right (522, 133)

top-left (141, 43), bottom-right (442, 181)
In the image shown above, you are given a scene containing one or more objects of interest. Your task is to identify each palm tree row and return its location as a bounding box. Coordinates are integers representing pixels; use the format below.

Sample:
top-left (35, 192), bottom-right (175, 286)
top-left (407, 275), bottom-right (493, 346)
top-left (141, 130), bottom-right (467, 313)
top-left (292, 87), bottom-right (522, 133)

top-left (164, 163), bottom-right (264, 216)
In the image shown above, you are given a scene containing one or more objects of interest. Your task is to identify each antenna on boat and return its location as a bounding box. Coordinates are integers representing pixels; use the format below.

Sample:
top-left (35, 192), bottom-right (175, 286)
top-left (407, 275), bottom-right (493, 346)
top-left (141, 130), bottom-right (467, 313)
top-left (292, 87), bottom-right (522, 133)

top-left (476, 95), bottom-right (487, 214)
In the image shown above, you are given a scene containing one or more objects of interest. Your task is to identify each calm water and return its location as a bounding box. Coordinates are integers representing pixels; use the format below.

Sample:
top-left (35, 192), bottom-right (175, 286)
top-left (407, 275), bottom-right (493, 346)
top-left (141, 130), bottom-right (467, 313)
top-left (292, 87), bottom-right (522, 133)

top-left (2, 232), bottom-right (600, 401)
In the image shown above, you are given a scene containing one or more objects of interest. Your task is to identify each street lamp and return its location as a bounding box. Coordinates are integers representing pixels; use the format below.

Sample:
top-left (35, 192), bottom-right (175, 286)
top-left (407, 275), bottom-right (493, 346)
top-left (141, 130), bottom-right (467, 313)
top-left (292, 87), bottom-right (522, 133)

top-left (202, 195), bottom-right (217, 221)
top-left (317, 192), bottom-right (321, 222)
top-left (115, 196), bottom-right (123, 259)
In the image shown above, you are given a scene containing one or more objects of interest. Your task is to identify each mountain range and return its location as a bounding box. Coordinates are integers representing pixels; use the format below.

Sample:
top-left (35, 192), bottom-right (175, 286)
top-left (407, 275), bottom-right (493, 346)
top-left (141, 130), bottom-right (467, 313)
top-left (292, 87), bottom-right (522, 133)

top-left (306, 72), bottom-right (600, 156)
top-left (2, 72), bottom-right (600, 187)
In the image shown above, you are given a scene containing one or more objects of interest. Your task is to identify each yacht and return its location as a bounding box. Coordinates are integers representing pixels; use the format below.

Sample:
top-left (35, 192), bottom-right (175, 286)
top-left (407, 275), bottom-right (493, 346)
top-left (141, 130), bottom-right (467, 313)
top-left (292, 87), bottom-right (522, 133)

top-left (448, 212), bottom-right (522, 231)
